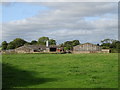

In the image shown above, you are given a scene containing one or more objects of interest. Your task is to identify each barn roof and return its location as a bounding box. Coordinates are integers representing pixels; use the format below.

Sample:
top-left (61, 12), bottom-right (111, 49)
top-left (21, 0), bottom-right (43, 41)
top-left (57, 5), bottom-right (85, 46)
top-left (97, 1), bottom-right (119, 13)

top-left (26, 45), bottom-right (46, 50)
top-left (15, 45), bottom-right (46, 50)
top-left (74, 43), bottom-right (99, 47)
top-left (15, 45), bottom-right (61, 50)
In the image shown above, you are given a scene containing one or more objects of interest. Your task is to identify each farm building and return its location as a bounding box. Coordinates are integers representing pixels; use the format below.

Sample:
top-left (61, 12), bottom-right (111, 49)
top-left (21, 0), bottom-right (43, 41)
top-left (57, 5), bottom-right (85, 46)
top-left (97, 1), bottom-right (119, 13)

top-left (15, 45), bottom-right (64, 53)
top-left (73, 43), bottom-right (110, 53)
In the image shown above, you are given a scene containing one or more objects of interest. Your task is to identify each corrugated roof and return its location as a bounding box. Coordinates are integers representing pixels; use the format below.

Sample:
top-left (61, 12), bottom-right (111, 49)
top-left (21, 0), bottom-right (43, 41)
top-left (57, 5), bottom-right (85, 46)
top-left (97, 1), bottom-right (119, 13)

top-left (74, 43), bottom-right (99, 47)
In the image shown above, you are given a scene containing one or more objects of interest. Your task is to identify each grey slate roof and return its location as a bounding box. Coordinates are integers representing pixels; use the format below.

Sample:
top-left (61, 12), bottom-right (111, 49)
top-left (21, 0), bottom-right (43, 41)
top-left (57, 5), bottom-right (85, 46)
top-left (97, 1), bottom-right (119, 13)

top-left (15, 45), bottom-right (61, 50)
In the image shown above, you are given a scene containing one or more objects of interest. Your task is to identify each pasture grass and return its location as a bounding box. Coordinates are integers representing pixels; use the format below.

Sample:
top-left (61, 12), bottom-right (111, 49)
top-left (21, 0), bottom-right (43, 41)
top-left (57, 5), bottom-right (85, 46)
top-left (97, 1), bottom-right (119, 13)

top-left (2, 53), bottom-right (118, 88)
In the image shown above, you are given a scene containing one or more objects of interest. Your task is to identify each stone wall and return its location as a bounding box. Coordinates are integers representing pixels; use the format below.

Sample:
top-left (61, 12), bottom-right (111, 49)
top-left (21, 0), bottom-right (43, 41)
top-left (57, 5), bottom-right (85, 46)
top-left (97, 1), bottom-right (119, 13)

top-left (73, 50), bottom-right (110, 54)
top-left (1, 50), bottom-right (16, 54)
top-left (101, 49), bottom-right (110, 53)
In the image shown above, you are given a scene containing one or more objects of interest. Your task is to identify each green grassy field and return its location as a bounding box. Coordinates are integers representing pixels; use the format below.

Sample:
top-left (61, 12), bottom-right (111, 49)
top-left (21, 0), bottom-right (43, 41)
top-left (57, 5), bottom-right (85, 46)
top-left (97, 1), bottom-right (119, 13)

top-left (2, 53), bottom-right (118, 88)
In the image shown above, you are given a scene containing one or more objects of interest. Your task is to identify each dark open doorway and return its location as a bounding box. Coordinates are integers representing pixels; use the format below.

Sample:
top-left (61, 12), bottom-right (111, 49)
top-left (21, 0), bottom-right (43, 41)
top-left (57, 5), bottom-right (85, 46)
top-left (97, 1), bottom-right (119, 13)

top-left (50, 48), bottom-right (56, 52)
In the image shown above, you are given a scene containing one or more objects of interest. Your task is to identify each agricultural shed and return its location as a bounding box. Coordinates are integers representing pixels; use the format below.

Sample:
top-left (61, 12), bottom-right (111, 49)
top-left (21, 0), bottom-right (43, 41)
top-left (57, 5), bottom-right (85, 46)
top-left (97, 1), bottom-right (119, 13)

top-left (15, 45), bottom-right (64, 53)
top-left (73, 43), bottom-right (110, 53)
top-left (15, 45), bottom-right (46, 53)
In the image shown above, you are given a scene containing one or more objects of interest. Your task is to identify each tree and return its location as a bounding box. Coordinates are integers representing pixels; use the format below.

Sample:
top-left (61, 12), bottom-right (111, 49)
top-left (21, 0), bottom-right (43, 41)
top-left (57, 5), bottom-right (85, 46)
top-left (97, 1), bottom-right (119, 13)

top-left (101, 39), bottom-right (112, 49)
top-left (24, 42), bottom-right (31, 45)
top-left (49, 39), bottom-right (56, 45)
top-left (1, 41), bottom-right (8, 50)
top-left (109, 40), bottom-right (118, 48)
top-left (7, 42), bottom-right (15, 50)
top-left (62, 40), bottom-right (80, 50)
top-left (31, 40), bottom-right (37, 45)
top-left (6, 38), bottom-right (27, 50)
top-left (72, 40), bottom-right (80, 46)
top-left (60, 43), bottom-right (64, 47)
top-left (101, 43), bottom-right (111, 48)
top-left (63, 41), bottom-right (73, 50)
top-left (101, 38), bottom-right (112, 44)
top-left (12, 38), bottom-right (27, 48)
top-left (38, 37), bottom-right (49, 45)
top-left (101, 39), bottom-right (120, 53)
top-left (111, 40), bottom-right (120, 53)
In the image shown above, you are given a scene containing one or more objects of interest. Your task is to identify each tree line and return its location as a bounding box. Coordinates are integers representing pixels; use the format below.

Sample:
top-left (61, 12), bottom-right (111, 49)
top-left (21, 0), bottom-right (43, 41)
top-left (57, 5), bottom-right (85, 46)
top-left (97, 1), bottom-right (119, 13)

top-left (100, 39), bottom-right (120, 53)
top-left (1, 37), bottom-right (120, 53)
top-left (1, 37), bottom-right (56, 50)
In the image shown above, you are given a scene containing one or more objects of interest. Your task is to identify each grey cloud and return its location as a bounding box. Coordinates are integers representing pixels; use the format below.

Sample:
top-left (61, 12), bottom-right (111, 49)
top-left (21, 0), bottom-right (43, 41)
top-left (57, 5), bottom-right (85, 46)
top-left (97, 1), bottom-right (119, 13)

top-left (2, 2), bottom-right (118, 44)
top-left (1, 0), bottom-right (119, 2)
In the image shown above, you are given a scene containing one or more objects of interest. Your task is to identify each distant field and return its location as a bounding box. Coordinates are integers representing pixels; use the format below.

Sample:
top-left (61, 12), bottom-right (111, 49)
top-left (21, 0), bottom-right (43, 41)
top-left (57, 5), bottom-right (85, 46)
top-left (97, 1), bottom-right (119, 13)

top-left (2, 53), bottom-right (118, 88)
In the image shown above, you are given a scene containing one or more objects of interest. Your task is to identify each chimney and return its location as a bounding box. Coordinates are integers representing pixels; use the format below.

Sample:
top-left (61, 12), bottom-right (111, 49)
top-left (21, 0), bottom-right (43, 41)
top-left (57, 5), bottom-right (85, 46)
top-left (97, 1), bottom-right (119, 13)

top-left (46, 40), bottom-right (49, 47)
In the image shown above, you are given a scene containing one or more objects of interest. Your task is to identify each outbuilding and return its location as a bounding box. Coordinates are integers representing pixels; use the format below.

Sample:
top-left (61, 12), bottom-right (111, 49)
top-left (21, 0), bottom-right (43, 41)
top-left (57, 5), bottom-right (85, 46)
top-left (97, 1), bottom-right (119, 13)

top-left (73, 43), bottom-right (110, 53)
top-left (15, 45), bottom-right (64, 53)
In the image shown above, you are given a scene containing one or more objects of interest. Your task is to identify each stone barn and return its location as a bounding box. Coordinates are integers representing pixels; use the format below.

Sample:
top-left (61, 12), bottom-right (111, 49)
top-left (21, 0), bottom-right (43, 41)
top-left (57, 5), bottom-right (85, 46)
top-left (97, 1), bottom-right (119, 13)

top-left (73, 43), bottom-right (110, 53)
top-left (15, 45), bottom-right (46, 53)
top-left (15, 45), bottom-right (64, 53)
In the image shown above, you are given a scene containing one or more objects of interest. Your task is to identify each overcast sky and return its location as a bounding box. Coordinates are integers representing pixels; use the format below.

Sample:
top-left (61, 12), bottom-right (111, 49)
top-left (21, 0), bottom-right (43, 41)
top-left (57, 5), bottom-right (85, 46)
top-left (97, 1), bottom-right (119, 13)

top-left (1, 2), bottom-right (118, 44)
